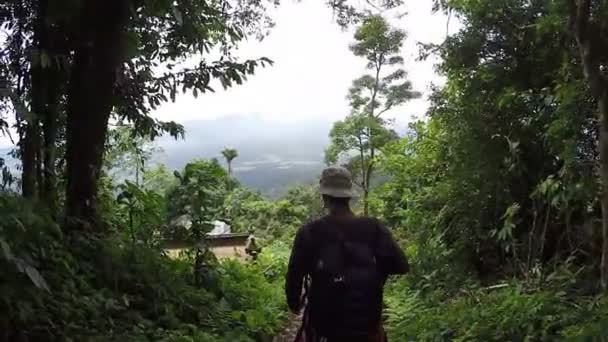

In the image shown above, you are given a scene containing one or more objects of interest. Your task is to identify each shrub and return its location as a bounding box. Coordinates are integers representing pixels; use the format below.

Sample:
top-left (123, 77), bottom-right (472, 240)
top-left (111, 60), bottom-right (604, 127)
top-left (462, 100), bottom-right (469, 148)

top-left (385, 282), bottom-right (608, 341)
top-left (0, 195), bottom-right (288, 341)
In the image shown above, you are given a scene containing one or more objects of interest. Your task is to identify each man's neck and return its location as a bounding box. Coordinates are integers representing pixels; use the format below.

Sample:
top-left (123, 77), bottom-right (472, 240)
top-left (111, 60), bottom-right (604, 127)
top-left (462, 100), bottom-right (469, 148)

top-left (328, 207), bottom-right (354, 218)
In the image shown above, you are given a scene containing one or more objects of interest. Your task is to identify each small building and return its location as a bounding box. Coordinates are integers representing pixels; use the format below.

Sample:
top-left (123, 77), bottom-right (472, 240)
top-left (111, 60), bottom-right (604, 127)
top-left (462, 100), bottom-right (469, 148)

top-left (208, 220), bottom-right (232, 236)
top-left (163, 217), bottom-right (254, 260)
top-left (163, 232), bottom-right (250, 260)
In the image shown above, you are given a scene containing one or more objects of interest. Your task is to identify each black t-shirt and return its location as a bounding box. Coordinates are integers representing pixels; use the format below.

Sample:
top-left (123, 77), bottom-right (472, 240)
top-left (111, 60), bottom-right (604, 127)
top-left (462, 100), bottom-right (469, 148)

top-left (285, 215), bottom-right (409, 315)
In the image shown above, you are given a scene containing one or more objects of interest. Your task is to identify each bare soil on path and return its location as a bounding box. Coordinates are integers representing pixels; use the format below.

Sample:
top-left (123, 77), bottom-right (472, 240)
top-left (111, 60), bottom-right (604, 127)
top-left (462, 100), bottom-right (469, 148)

top-left (273, 313), bottom-right (302, 342)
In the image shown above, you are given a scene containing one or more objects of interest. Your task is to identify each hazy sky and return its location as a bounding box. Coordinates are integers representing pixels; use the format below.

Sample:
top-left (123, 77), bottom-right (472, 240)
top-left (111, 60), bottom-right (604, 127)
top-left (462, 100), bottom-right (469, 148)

top-left (0, 1), bottom-right (458, 148)
top-left (154, 1), bottom-right (458, 124)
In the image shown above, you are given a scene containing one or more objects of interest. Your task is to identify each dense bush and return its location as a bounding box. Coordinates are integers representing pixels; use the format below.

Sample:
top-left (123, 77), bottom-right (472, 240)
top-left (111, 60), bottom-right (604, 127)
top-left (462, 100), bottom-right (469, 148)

top-left (385, 280), bottom-right (608, 341)
top-left (0, 195), bottom-right (287, 342)
top-left (364, 1), bottom-right (608, 340)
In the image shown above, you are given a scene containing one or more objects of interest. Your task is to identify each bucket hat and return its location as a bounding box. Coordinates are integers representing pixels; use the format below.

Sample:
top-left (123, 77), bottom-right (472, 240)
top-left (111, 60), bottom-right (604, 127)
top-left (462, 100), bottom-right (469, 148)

top-left (319, 167), bottom-right (356, 198)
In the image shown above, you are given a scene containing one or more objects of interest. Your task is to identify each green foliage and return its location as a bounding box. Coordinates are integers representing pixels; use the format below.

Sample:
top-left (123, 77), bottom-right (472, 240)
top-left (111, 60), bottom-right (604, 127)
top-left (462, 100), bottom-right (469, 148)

top-left (385, 282), bottom-right (608, 341)
top-left (104, 124), bottom-right (162, 185)
top-left (328, 0), bottom-right (405, 28)
top-left (365, 1), bottom-right (608, 340)
top-left (114, 0), bottom-right (278, 139)
top-left (1, 0), bottom-right (278, 226)
top-left (166, 159), bottom-right (230, 240)
top-left (144, 164), bottom-right (179, 196)
top-left (0, 195), bottom-right (287, 341)
top-left (325, 114), bottom-right (398, 166)
top-left (348, 15), bottom-right (420, 116)
top-left (373, 0), bottom-right (601, 283)
top-left (116, 180), bottom-right (167, 246)
top-left (223, 187), bottom-right (273, 233)
top-left (215, 259), bottom-right (287, 338)
top-left (326, 14), bottom-right (419, 214)
top-left (224, 184), bottom-right (323, 241)
top-left (221, 148), bottom-right (239, 175)
top-left (5, 0), bottom-right (608, 340)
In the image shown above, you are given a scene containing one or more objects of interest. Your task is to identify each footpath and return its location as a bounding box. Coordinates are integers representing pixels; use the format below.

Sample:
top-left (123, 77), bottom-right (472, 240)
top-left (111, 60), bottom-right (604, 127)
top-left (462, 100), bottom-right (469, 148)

top-left (273, 313), bottom-right (302, 342)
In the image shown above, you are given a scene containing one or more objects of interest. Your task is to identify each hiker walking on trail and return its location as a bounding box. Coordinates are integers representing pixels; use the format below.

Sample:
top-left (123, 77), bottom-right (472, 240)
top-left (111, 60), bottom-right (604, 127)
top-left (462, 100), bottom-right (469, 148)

top-left (285, 167), bottom-right (409, 342)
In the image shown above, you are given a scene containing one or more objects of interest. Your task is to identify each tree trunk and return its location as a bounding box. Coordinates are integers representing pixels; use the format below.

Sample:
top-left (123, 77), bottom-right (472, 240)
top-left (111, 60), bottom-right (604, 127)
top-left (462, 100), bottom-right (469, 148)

top-left (29, 0), bottom-right (62, 213)
top-left (36, 141), bottom-right (43, 196)
top-left (42, 87), bottom-right (59, 214)
top-left (39, 0), bottom-right (61, 212)
top-left (361, 61), bottom-right (381, 217)
top-left (64, 0), bottom-right (129, 229)
top-left (20, 122), bottom-right (38, 198)
top-left (42, 85), bottom-right (60, 214)
top-left (363, 160), bottom-right (373, 216)
top-left (357, 136), bottom-right (368, 216)
top-left (599, 94), bottom-right (608, 290)
top-left (363, 188), bottom-right (369, 216)
top-left (570, 0), bottom-right (608, 291)
top-left (22, 67), bottom-right (40, 199)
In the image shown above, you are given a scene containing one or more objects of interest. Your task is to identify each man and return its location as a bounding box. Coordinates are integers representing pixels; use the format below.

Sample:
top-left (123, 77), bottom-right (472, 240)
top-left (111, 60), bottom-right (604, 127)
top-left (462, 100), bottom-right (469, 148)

top-left (285, 167), bottom-right (409, 342)
top-left (245, 229), bottom-right (261, 261)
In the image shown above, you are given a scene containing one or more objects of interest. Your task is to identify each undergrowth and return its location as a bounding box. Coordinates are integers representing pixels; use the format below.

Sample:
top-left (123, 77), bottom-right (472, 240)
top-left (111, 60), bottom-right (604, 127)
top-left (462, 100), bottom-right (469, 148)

top-left (4, 194), bottom-right (608, 342)
top-left (0, 196), bottom-right (287, 342)
top-left (384, 270), bottom-right (608, 341)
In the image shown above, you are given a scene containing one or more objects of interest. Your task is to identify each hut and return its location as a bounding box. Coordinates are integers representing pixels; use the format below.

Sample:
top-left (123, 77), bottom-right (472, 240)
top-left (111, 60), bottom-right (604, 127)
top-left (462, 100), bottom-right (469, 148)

top-left (162, 218), bottom-right (254, 261)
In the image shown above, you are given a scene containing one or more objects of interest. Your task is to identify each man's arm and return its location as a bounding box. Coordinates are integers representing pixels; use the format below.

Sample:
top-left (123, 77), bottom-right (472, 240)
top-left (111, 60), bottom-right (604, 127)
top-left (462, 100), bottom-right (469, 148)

top-left (285, 226), bottom-right (310, 314)
top-left (375, 221), bottom-right (409, 275)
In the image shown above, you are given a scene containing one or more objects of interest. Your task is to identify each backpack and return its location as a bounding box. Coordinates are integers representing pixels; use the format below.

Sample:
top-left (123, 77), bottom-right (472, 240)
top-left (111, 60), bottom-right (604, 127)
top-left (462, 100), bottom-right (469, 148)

top-left (306, 219), bottom-right (385, 339)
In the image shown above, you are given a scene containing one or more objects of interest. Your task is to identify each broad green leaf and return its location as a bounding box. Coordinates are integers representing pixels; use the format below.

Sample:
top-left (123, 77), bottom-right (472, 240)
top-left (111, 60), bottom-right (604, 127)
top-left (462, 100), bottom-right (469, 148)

top-left (0, 238), bottom-right (12, 260)
top-left (25, 265), bottom-right (50, 292)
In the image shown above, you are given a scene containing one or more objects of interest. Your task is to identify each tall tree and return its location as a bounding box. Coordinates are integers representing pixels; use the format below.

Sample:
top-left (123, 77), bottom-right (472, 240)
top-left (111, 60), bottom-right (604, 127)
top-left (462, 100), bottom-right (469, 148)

top-left (379, 0), bottom-right (600, 283)
top-left (63, 0), bottom-right (131, 229)
top-left (1, 0), bottom-right (277, 230)
top-left (34, 0), bottom-right (70, 214)
top-left (568, 0), bottom-right (608, 290)
top-left (167, 159), bottom-right (228, 285)
top-left (104, 124), bottom-right (160, 186)
top-left (1, 0), bottom-right (38, 198)
top-left (1, 0), bottom-right (69, 208)
top-left (63, 0), bottom-right (275, 229)
top-left (221, 148), bottom-right (239, 175)
top-left (325, 15), bottom-right (419, 215)
top-left (0, 0), bottom-right (408, 229)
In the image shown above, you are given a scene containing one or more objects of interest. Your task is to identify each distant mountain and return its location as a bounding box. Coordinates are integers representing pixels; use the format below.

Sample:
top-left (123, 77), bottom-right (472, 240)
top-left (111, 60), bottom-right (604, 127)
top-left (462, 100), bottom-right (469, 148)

top-left (0, 115), bottom-right (338, 197)
top-left (0, 115), bottom-right (416, 198)
top-left (0, 115), bottom-right (414, 198)
top-left (154, 115), bottom-right (333, 197)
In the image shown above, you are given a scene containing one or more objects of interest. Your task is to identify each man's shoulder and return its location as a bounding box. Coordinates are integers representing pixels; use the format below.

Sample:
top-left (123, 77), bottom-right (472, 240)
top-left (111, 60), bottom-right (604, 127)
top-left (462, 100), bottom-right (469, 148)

top-left (297, 217), bottom-right (325, 236)
top-left (294, 219), bottom-right (320, 238)
top-left (355, 216), bottom-right (382, 226)
top-left (301, 216), bottom-right (383, 236)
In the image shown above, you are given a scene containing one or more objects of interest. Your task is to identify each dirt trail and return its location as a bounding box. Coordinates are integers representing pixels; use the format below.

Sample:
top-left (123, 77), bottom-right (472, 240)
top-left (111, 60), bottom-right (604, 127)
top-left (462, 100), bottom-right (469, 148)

top-left (273, 313), bottom-right (302, 342)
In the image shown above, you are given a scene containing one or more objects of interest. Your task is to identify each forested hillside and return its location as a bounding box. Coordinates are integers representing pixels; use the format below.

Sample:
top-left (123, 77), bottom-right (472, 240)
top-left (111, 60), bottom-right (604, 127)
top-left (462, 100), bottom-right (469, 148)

top-left (2, 0), bottom-right (608, 341)
top-left (1, 116), bottom-right (332, 198)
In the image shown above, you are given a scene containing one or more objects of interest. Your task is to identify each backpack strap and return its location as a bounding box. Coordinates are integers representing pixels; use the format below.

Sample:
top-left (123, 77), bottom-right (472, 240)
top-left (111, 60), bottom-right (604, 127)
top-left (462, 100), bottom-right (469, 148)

top-left (294, 276), bottom-right (310, 342)
top-left (333, 218), bottom-right (380, 271)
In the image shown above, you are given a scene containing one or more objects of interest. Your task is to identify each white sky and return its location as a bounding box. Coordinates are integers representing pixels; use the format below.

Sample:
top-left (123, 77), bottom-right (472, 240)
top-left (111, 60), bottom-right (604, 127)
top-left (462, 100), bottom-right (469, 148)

top-left (0, 1), bottom-right (458, 148)
top-left (153, 0), bottom-right (458, 124)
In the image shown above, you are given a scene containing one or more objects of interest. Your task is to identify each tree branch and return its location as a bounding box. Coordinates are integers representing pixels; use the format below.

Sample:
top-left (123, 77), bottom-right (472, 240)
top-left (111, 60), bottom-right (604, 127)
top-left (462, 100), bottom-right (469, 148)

top-left (376, 105), bottom-right (392, 118)
top-left (0, 85), bottom-right (31, 122)
top-left (365, 0), bottom-right (383, 12)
